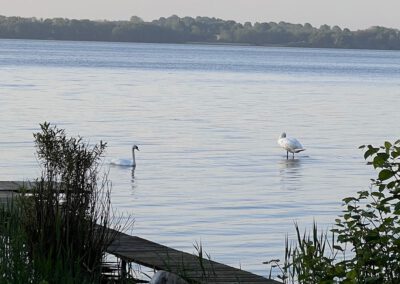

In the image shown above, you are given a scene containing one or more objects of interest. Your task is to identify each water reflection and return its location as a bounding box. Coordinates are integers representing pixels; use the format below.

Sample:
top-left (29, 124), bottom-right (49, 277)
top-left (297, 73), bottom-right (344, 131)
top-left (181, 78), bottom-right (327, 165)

top-left (279, 158), bottom-right (303, 191)
top-left (130, 168), bottom-right (136, 190)
top-left (279, 158), bottom-right (302, 169)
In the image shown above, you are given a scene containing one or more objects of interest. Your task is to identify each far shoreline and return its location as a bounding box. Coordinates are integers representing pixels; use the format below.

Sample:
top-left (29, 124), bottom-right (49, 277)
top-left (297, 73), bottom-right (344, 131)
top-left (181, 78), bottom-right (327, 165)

top-left (1, 37), bottom-right (399, 53)
top-left (1, 15), bottom-right (400, 52)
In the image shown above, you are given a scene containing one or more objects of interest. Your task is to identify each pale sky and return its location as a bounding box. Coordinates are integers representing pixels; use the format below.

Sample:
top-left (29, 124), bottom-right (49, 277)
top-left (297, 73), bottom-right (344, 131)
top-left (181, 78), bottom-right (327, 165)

top-left (2, 0), bottom-right (400, 30)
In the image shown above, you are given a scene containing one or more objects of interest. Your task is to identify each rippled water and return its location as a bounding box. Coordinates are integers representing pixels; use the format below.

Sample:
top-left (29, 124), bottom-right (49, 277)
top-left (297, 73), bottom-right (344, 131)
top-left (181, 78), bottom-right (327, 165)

top-left (1, 39), bottom-right (400, 276)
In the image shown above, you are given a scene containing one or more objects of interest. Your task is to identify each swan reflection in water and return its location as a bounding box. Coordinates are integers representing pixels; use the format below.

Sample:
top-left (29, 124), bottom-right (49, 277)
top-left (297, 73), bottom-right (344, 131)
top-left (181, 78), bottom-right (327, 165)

top-left (279, 158), bottom-right (304, 191)
top-left (131, 167), bottom-right (136, 190)
top-left (280, 158), bottom-right (302, 169)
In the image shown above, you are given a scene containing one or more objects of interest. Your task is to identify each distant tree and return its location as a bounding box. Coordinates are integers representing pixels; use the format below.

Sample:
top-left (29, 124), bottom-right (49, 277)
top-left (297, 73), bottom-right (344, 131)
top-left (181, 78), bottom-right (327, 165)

top-left (244, 21), bottom-right (252, 29)
top-left (130, 16), bottom-right (144, 24)
top-left (319, 24), bottom-right (331, 31)
top-left (304, 23), bottom-right (313, 30)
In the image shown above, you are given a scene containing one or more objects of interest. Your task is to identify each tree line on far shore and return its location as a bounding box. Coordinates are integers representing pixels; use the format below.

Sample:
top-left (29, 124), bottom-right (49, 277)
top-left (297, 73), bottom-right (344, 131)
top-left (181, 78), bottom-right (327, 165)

top-left (1, 14), bottom-right (400, 50)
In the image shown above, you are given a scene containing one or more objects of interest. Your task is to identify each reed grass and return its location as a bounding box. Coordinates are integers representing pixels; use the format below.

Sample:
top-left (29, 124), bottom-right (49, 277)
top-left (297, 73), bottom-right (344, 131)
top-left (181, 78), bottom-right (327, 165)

top-left (0, 122), bottom-right (132, 283)
top-left (267, 139), bottom-right (400, 284)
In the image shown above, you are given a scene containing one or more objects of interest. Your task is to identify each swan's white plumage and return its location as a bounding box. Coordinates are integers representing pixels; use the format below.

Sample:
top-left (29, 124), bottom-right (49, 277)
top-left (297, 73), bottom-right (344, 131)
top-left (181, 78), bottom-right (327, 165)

top-left (150, 270), bottom-right (188, 284)
top-left (110, 145), bottom-right (139, 167)
top-left (110, 158), bottom-right (135, 167)
top-left (278, 133), bottom-right (305, 159)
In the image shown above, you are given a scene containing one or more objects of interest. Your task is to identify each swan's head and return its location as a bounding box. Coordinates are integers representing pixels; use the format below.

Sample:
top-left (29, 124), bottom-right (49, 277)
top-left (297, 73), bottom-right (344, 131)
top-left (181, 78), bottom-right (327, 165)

top-left (280, 132), bottom-right (286, 139)
top-left (132, 145), bottom-right (139, 151)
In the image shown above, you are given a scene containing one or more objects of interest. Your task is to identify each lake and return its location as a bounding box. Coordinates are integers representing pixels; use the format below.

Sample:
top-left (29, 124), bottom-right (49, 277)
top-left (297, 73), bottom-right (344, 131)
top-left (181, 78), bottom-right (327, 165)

top-left (1, 39), bottom-right (400, 277)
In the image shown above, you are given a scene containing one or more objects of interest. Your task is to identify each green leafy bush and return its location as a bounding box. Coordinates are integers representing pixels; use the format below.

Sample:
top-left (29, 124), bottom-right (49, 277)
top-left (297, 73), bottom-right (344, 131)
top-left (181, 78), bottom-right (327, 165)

top-left (269, 139), bottom-right (400, 284)
top-left (332, 141), bottom-right (400, 283)
top-left (17, 122), bottom-right (129, 282)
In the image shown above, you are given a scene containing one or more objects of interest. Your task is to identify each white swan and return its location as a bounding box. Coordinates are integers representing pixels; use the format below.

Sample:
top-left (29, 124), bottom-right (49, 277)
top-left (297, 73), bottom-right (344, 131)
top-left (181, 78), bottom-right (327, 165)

top-left (110, 145), bottom-right (139, 167)
top-left (277, 133), bottom-right (305, 159)
top-left (150, 270), bottom-right (188, 284)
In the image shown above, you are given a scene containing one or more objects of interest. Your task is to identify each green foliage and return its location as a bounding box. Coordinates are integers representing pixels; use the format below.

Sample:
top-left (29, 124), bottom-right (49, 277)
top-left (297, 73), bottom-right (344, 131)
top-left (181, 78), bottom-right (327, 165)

top-left (0, 199), bottom-right (95, 283)
top-left (0, 123), bottom-right (134, 282)
top-left (1, 15), bottom-right (400, 50)
top-left (332, 140), bottom-right (400, 283)
top-left (0, 201), bottom-right (34, 283)
top-left (268, 139), bottom-right (400, 283)
top-left (266, 223), bottom-right (343, 284)
top-left (12, 122), bottom-right (129, 282)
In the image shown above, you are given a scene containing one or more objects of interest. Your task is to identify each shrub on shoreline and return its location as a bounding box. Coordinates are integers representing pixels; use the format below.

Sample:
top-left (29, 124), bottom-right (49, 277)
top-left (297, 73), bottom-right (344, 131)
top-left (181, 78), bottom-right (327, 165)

top-left (269, 140), bottom-right (400, 284)
top-left (0, 122), bottom-right (131, 283)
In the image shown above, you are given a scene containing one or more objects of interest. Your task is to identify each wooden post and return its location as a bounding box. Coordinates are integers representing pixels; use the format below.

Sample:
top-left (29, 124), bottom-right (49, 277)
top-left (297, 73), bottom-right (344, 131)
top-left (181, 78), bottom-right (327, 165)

top-left (121, 258), bottom-right (127, 279)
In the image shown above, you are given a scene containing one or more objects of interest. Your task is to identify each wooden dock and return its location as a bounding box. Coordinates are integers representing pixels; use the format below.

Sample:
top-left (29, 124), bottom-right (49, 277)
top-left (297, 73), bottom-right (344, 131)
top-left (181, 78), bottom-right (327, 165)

top-left (0, 180), bottom-right (30, 191)
top-left (107, 227), bottom-right (279, 283)
top-left (0, 181), bottom-right (30, 201)
top-left (0, 181), bottom-right (280, 284)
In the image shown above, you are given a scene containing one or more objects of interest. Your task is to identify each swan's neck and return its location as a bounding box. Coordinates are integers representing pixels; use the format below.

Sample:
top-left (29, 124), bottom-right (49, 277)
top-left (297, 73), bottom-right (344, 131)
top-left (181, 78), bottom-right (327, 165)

top-left (132, 149), bottom-right (136, 166)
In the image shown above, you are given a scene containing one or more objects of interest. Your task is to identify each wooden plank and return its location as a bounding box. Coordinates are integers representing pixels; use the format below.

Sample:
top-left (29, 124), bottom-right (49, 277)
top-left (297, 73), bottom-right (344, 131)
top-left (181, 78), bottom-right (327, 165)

top-left (0, 181), bottom-right (29, 191)
top-left (0, 181), bottom-right (29, 202)
top-left (0, 181), bottom-right (65, 194)
top-left (105, 227), bottom-right (280, 283)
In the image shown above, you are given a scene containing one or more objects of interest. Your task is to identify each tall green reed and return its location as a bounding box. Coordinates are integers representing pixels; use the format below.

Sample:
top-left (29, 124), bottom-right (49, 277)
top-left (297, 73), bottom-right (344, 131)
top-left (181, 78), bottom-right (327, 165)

top-left (15, 122), bottom-right (131, 282)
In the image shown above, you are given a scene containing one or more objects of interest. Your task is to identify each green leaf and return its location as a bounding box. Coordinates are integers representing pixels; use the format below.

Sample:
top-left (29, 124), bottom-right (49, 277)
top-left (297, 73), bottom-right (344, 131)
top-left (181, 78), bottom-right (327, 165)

top-left (346, 270), bottom-right (357, 280)
top-left (378, 169), bottom-right (395, 181)
top-left (361, 211), bottom-right (375, 218)
top-left (376, 152), bottom-right (389, 160)
top-left (372, 156), bottom-right (385, 168)
top-left (358, 190), bottom-right (369, 198)
top-left (371, 191), bottom-right (384, 198)
top-left (364, 148), bottom-right (378, 159)
top-left (343, 213), bottom-right (351, 220)
top-left (384, 141), bottom-right (392, 150)
top-left (391, 151), bottom-right (400, 159)
top-left (343, 197), bottom-right (356, 203)
top-left (333, 245), bottom-right (344, 251)
top-left (365, 231), bottom-right (379, 242)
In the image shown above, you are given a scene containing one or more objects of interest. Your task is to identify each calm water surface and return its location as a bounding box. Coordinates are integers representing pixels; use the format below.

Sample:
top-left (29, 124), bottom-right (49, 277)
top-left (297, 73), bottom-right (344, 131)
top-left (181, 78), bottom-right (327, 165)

top-left (1, 39), bottom-right (400, 276)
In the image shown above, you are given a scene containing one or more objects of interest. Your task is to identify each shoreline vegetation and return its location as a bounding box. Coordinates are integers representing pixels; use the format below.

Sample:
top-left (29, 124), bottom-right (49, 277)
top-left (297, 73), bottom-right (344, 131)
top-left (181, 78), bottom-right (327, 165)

top-left (1, 15), bottom-right (400, 50)
top-left (0, 123), bottom-right (133, 283)
top-left (267, 140), bottom-right (400, 283)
